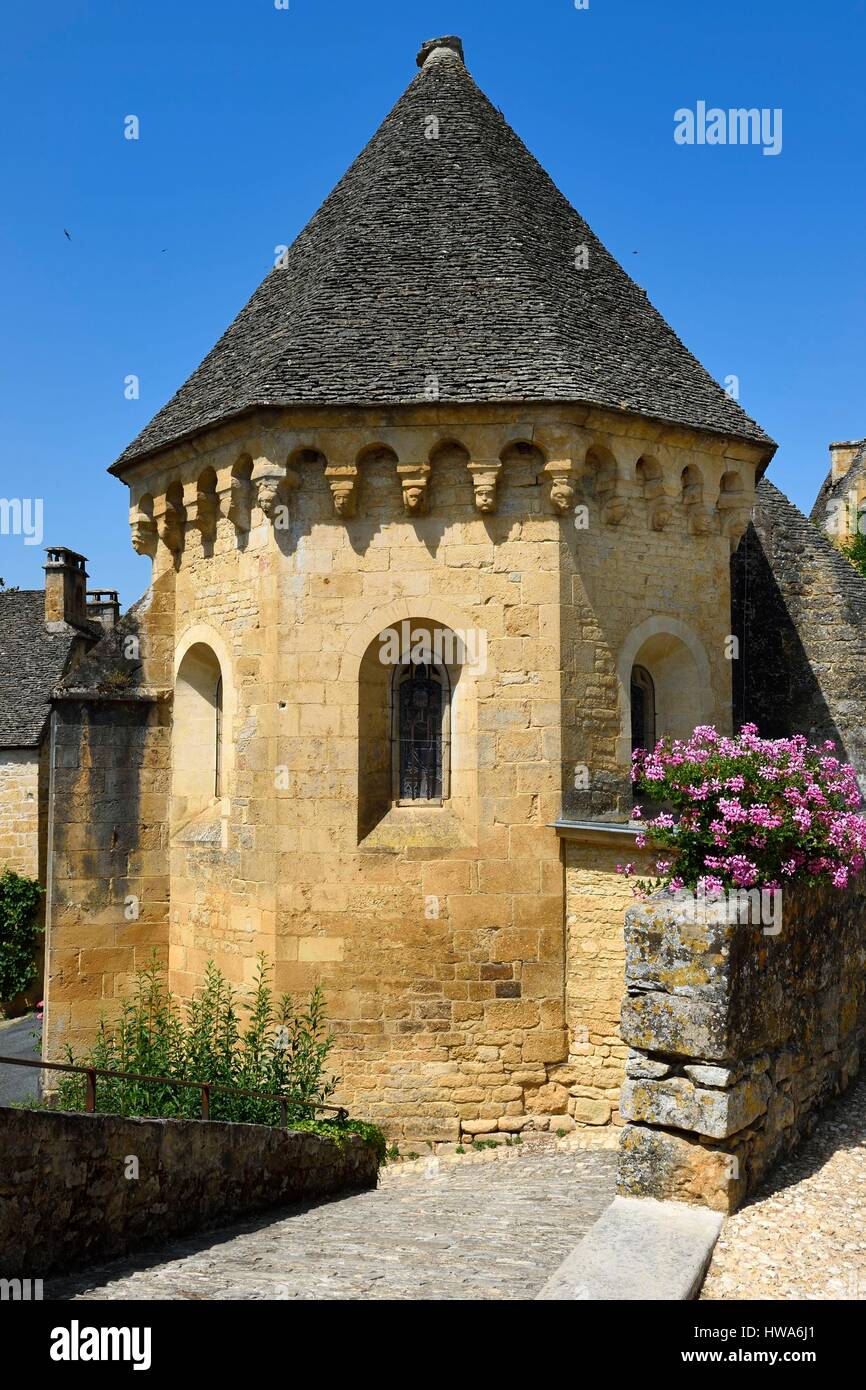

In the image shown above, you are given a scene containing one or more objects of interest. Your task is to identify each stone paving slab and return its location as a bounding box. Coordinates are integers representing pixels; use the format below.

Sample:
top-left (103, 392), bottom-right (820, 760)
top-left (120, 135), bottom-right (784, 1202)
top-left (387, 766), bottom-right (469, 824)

top-left (537, 1196), bottom-right (723, 1300)
top-left (47, 1149), bottom-right (617, 1301)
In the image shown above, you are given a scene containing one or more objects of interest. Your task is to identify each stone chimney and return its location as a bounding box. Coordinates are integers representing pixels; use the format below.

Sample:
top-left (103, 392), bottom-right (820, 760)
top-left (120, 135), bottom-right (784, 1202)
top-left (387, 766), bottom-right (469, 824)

top-left (829, 440), bottom-right (863, 482)
top-left (86, 589), bottom-right (120, 633)
top-left (44, 547), bottom-right (89, 628)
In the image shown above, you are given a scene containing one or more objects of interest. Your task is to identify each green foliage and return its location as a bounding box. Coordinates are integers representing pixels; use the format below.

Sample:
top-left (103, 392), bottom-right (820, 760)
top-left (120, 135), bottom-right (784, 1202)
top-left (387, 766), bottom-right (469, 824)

top-left (841, 530), bottom-right (866, 579)
top-left (291, 1115), bottom-right (388, 1162)
top-left (0, 868), bottom-right (42, 1003)
top-left (53, 952), bottom-right (341, 1127)
top-left (98, 668), bottom-right (134, 693)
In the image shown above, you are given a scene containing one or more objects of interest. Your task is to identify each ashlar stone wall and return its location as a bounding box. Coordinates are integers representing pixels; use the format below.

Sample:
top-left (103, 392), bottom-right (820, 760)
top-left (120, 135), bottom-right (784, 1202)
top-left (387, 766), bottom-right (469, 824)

top-left (46, 399), bottom-right (764, 1144)
top-left (0, 751), bottom-right (41, 879)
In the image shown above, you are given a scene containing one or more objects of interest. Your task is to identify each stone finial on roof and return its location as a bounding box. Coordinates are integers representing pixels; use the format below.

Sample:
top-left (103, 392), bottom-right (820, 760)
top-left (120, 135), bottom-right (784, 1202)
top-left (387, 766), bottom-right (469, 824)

top-left (416, 35), bottom-right (465, 68)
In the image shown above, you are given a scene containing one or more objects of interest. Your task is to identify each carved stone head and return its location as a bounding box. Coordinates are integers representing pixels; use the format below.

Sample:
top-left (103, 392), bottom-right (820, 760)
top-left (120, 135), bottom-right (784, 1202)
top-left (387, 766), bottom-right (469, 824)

top-left (331, 483), bottom-right (356, 518)
top-left (257, 479), bottom-right (283, 520)
top-left (403, 483), bottom-right (427, 514)
top-left (131, 519), bottom-right (157, 558)
top-left (550, 478), bottom-right (576, 514)
top-left (473, 480), bottom-right (497, 514)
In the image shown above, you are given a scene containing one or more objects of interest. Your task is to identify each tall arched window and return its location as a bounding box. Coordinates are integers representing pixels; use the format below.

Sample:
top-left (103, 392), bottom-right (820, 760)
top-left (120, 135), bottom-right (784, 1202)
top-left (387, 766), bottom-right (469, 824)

top-left (392, 662), bottom-right (451, 803)
top-left (214, 675), bottom-right (223, 796)
top-left (631, 664), bottom-right (656, 756)
top-left (173, 642), bottom-right (225, 826)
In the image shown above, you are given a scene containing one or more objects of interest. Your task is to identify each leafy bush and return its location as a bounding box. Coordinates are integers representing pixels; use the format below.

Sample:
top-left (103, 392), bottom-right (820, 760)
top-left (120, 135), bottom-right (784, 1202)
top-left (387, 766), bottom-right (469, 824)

top-left (627, 724), bottom-right (866, 894)
top-left (841, 529), bottom-right (866, 580)
top-left (0, 868), bottom-right (43, 1003)
top-left (53, 952), bottom-right (341, 1127)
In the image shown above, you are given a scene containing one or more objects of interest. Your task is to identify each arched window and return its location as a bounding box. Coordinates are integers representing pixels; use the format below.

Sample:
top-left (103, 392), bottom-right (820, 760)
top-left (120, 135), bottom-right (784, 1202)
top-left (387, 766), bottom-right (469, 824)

top-left (630, 664), bottom-right (656, 756)
top-left (392, 662), bottom-right (451, 803)
top-left (173, 642), bottom-right (225, 825)
top-left (214, 675), bottom-right (223, 797)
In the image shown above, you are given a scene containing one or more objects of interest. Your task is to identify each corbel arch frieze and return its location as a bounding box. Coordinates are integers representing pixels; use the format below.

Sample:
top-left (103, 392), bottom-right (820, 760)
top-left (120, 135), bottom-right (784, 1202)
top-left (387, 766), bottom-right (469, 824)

top-left (716, 462), bottom-right (756, 550)
top-left (584, 437), bottom-right (632, 526)
top-left (634, 448), bottom-right (680, 532)
top-left (250, 450), bottom-right (300, 523)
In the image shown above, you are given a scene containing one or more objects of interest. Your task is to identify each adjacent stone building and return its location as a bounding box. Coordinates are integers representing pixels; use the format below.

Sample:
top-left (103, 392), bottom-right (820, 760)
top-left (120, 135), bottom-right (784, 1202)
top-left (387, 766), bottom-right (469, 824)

top-left (42, 35), bottom-right (785, 1144)
top-left (809, 437), bottom-right (866, 544)
top-left (0, 551), bottom-right (116, 884)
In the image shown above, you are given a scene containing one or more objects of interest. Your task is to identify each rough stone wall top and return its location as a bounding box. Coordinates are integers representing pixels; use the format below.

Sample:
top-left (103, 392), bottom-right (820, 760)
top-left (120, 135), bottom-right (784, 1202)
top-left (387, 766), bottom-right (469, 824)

top-left (113, 38), bottom-right (772, 471)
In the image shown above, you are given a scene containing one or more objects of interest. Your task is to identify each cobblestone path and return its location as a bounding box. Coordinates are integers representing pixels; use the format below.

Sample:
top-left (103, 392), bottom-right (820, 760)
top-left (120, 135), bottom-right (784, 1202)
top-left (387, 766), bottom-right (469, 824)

top-left (703, 1076), bottom-right (866, 1300)
top-left (48, 1148), bottom-right (617, 1301)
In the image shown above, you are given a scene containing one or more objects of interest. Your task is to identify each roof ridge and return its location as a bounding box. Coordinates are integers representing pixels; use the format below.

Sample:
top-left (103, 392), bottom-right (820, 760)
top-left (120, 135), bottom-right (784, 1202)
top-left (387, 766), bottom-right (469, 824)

top-left (757, 477), bottom-right (866, 618)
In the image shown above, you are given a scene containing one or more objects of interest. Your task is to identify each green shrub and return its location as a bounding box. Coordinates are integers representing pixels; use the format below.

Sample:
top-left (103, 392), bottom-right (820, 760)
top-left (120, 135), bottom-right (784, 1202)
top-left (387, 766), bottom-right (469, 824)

top-left (0, 868), bottom-right (42, 1003)
top-left (53, 952), bottom-right (342, 1128)
top-left (841, 530), bottom-right (866, 579)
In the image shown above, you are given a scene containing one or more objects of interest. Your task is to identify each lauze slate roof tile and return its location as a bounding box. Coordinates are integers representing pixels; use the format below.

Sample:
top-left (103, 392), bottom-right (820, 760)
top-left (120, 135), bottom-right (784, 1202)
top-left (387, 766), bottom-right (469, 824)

top-left (113, 37), bottom-right (772, 471)
top-left (0, 590), bottom-right (81, 747)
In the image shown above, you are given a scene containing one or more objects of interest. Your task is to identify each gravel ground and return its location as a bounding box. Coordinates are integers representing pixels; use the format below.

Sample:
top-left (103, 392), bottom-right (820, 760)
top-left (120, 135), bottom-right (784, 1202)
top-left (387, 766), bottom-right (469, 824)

top-left (702, 1075), bottom-right (866, 1300)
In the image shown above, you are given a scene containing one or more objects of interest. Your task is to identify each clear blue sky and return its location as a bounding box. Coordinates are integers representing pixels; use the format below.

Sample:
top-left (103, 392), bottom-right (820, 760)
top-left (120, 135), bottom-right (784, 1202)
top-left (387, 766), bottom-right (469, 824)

top-left (1, 0), bottom-right (863, 605)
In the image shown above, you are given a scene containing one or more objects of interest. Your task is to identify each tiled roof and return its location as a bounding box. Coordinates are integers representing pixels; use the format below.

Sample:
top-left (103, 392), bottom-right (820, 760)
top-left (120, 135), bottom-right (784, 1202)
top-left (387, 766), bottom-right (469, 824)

top-left (113, 37), bottom-right (773, 470)
top-left (0, 590), bottom-right (80, 747)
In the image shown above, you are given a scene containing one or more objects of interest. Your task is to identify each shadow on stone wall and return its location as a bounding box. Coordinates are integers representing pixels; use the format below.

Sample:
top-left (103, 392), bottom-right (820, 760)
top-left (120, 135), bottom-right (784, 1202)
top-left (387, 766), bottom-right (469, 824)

top-left (732, 481), bottom-right (866, 781)
top-left (0, 1106), bottom-right (379, 1278)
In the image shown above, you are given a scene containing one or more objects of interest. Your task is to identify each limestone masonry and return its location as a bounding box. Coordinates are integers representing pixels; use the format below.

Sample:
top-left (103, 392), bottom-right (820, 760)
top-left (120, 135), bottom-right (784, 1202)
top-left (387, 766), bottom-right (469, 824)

top-left (15, 35), bottom-right (855, 1153)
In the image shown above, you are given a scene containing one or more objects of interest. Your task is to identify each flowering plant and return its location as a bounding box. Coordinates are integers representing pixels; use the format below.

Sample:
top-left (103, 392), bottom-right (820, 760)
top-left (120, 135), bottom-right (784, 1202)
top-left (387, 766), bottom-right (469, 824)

top-left (622, 724), bottom-right (866, 895)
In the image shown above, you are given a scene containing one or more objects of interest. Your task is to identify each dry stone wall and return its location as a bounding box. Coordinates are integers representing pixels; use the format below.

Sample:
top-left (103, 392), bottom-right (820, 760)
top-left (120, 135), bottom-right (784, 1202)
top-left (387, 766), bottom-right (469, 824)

top-left (0, 1106), bottom-right (379, 1278)
top-left (617, 881), bottom-right (866, 1212)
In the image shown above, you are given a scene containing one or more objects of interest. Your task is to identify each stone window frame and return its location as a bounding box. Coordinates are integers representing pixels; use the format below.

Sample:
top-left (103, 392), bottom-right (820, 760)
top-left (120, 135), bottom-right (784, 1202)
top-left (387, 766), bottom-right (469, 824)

top-left (616, 616), bottom-right (713, 769)
top-left (172, 624), bottom-right (235, 841)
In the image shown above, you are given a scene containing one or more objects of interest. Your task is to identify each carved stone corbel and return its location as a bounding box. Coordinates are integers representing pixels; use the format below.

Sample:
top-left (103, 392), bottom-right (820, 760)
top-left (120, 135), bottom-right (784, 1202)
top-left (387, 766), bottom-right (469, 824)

top-left (226, 474), bottom-right (253, 533)
top-left (157, 498), bottom-right (186, 555)
top-left (544, 461), bottom-right (578, 515)
top-left (687, 504), bottom-right (717, 536)
top-left (190, 490), bottom-right (219, 544)
top-left (256, 467), bottom-right (300, 525)
top-left (130, 516), bottom-right (157, 558)
top-left (597, 466), bottom-right (629, 526)
top-left (325, 463), bottom-right (359, 518)
top-left (397, 461), bottom-right (431, 515)
top-left (644, 483), bottom-right (677, 531)
top-left (468, 459), bottom-right (501, 514)
top-left (717, 494), bottom-right (754, 548)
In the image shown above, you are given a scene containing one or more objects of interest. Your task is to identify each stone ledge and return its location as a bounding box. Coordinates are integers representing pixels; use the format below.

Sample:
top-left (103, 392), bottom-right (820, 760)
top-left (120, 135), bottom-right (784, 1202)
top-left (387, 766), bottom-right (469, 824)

top-left (552, 820), bottom-right (641, 848)
top-left (535, 1196), bottom-right (723, 1300)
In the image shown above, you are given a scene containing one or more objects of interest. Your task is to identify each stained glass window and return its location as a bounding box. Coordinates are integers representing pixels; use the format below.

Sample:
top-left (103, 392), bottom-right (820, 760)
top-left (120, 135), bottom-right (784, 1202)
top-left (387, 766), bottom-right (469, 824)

top-left (630, 664), bottom-right (656, 756)
top-left (396, 663), bottom-right (446, 801)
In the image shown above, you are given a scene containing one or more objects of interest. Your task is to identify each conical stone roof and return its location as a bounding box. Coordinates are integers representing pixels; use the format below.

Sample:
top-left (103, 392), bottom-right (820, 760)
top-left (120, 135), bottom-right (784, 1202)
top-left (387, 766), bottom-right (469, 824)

top-left (114, 35), bottom-right (772, 470)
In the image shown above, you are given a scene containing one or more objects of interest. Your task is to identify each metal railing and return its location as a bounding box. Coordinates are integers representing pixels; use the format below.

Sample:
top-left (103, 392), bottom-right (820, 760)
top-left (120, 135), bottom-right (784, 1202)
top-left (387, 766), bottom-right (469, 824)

top-left (0, 1054), bottom-right (347, 1125)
